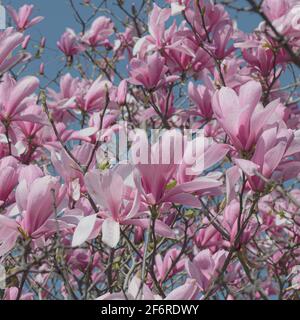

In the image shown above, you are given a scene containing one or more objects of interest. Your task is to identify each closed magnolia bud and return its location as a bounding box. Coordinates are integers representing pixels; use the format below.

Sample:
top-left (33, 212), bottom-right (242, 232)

top-left (22, 35), bottom-right (31, 49)
top-left (39, 62), bottom-right (45, 75)
top-left (117, 79), bottom-right (127, 106)
top-left (103, 39), bottom-right (113, 50)
top-left (134, 226), bottom-right (144, 244)
top-left (40, 36), bottom-right (46, 48)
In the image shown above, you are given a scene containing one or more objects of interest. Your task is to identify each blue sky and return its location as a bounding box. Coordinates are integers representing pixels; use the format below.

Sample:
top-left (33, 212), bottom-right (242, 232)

top-left (4, 0), bottom-right (261, 47)
top-left (2, 0), bottom-right (263, 85)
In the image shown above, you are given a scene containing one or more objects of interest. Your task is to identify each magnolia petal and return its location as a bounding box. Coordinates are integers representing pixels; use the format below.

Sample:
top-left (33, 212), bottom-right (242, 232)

top-left (72, 214), bottom-right (97, 247)
top-left (234, 158), bottom-right (260, 176)
top-left (170, 3), bottom-right (186, 16)
top-left (102, 218), bottom-right (120, 248)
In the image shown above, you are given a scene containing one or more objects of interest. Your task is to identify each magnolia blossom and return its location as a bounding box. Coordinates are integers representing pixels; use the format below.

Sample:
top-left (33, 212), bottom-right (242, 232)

top-left (129, 52), bottom-right (179, 90)
top-left (7, 4), bottom-right (44, 31)
top-left (186, 249), bottom-right (228, 291)
top-left (57, 28), bottom-right (84, 58)
top-left (212, 81), bottom-right (281, 152)
top-left (0, 28), bottom-right (24, 74)
top-left (81, 16), bottom-right (114, 47)
top-left (0, 73), bottom-right (39, 123)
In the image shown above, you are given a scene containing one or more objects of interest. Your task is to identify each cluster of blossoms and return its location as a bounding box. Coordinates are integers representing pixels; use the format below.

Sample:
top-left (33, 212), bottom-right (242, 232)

top-left (0, 0), bottom-right (300, 300)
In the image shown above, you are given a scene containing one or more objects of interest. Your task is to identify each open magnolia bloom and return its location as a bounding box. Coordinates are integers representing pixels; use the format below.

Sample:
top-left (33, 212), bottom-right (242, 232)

top-left (186, 249), bottom-right (228, 292)
top-left (212, 81), bottom-right (282, 152)
top-left (81, 16), bottom-right (114, 48)
top-left (6, 4), bottom-right (44, 31)
top-left (129, 129), bottom-right (229, 207)
top-left (232, 122), bottom-right (300, 191)
top-left (0, 171), bottom-right (72, 255)
top-left (72, 164), bottom-right (179, 249)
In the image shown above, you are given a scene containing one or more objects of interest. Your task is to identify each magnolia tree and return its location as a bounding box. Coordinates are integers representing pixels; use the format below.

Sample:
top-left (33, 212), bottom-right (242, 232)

top-left (0, 0), bottom-right (300, 301)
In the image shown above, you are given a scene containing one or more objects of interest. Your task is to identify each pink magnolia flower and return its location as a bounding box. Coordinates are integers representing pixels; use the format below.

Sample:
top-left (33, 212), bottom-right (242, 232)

top-left (80, 77), bottom-right (112, 113)
top-left (212, 57), bottom-right (252, 90)
top-left (83, 167), bottom-right (142, 248)
top-left (51, 143), bottom-right (95, 201)
top-left (72, 166), bottom-right (176, 248)
top-left (82, 16), bottom-right (114, 48)
top-left (48, 73), bottom-right (80, 105)
top-left (37, 122), bottom-right (74, 152)
top-left (211, 20), bottom-right (235, 59)
top-left (262, 0), bottom-right (290, 20)
top-left (176, 135), bottom-right (230, 185)
top-left (54, 76), bottom-right (113, 115)
top-left (147, 4), bottom-right (171, 48)
top-left (222, 199), bottom-right (256, 248)
top-left (132, 4), bottom-right (171, 55)
top-left (188, 82), bottom-right (213, 120)
top-left (14, 102), bottom-right (47, 159)
top-left (47, 73), bottom-right (85, 122)
top-left (7, 4), bottom-right (44, 31)
top-left (234, 123), bottom-right (297, 191)
top-left (16, 174), bottom-right (66, 237)
top-left (155, 248), bottom-right (185, 281)
top-left (129, 52), bottom-right (179, 90)
top-left (0, 169), bottom-right (67, 255)
top-left (195, 221), bottom-right (222, 251)
top-left (0, 73), bottom-right (39, 123)
top-left (0, 28), bottom-right (24, 74)
top-left (0, 213), bottom-right (20, 256)
top-left (212, 80), bottom-right (281, 151)
top-left (57, 28), bottom-right (84, 59)
top-left (235, 36), bottom-right (288, 77)
top-left (139, 89), bottom-right (176, 121)
top-left (67, 250), bottom-right (105, 285)
top-left (265, 2), bottom-right (300, 39)
top-left (0, 156), bottom-right (19, 206)
top-left (70, 110), bottom-right (120, 143)
top-left (185, 0), bottom-right (229, 41)
top-left (133, 7), bottom-right (196, 67)
top-left (114, 26), bottom-right (134, 60)
top-left (131, 130), bottom-right (224, 207)
top-left (186, 249), bottom-right (228, 291)
top-left (132, 5), bottom-right (195, 65)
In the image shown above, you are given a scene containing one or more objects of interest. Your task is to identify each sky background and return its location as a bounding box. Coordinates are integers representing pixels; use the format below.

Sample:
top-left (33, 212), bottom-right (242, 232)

top-left (2, 0), bottom-right (263, 86)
